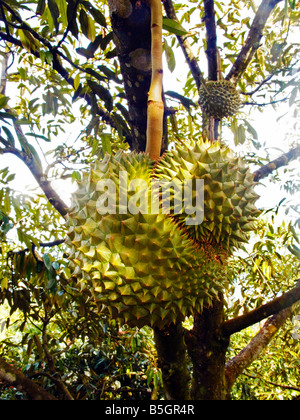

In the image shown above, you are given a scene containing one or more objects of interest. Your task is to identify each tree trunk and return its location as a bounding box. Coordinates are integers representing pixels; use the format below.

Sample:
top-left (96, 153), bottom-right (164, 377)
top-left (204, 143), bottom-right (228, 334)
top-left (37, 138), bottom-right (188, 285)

top-left (185, 296), bottom-right (229, 400)
top-left (154, 323), bottom-right (191, 400)
top-left (0, 357), bottom-right (57, 400)
top-left (108, 0), bottom-right (152, 152)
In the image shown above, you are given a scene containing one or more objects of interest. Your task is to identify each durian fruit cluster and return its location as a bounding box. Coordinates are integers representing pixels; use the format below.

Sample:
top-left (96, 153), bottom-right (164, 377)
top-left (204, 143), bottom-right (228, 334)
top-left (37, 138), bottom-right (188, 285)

top-left (198, 80), bottom-right (241, 120)
top-left (66, 139), bottom-right (260, 328)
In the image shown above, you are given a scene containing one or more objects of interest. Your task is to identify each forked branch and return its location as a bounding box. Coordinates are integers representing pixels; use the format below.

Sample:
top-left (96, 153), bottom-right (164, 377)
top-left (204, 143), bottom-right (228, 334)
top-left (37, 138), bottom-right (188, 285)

top-left (226, 0), bottom-right (284, 84)
top-left (225, 306), bottom-right (295, 389)
top-left (222, 280), bottom-right (300, 336)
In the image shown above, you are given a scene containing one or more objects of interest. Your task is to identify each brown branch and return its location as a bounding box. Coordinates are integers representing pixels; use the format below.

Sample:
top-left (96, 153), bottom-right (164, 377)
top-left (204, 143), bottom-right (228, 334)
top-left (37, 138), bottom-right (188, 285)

top-left (222, 280), bottom-right (300, 336)
top-left (0, 356), bottom-right (57, 400)
top-left (154, 323), bottom-right (191, 400)
top-left (253, 145), bottom-right (300, 182)
top-left (163, 0), bottom-right (206, 91)
top-left (1, 146), bottom-right (69, 217)
top-left (225, 306), bottom-right (294, 390)
top-left (242, 372), bottom-right (300, 393)
top-left (241, 73), bottom-right (275, 96)
top-left (203, 0), bottom-right (218, 81)
top-left (226, 0), bottom-right (284, 84)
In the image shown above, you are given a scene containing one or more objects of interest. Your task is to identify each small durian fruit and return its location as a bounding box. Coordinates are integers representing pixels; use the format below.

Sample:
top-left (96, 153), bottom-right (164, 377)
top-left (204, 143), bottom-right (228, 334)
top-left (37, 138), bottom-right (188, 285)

top-left (199, 80), bottom-right (241, 119)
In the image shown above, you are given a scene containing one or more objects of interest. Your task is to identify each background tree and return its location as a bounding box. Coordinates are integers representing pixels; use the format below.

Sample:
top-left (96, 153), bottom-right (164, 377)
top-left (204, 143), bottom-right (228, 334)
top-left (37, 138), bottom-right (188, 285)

top-left (0, 0), bottom-right (299, 400)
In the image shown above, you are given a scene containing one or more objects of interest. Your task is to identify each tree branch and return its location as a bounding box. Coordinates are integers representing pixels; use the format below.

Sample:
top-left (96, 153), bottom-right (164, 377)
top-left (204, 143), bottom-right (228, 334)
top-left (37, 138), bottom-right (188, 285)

top-left (225, 306), bottom-right (295, 390)
top-left (242, 372), bottom-right (300, 393)
top-left (154, 323), bottom-right (191, 400)
top-left (226, 0), bottom-right (284, 84)
top-left (222, 280), bottom-right (300, 336)
top-left (203, 0), bottom-right (218, 81)
top-left (1, 146), bottom-right (69, 217)
top-left (0, 27), bottom-right (116, 130)
top-left (107, 0), bottom-right (152, 152)
top-left (253, 145), bottom-right (300, 182)
top-left (0, 356), bottom-right (57, 400)
top-left (163, 0), bottom-right (206, 91)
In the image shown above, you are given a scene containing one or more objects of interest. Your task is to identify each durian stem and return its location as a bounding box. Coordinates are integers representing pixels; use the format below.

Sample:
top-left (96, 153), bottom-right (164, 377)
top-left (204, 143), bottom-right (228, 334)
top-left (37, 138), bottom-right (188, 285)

top-left (145, 0), bottom-right (164, 161)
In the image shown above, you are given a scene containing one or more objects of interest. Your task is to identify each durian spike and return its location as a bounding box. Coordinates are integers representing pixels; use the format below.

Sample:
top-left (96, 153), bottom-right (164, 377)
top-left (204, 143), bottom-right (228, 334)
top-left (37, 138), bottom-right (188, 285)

top-left (146, 0), bottom-right (164, 161)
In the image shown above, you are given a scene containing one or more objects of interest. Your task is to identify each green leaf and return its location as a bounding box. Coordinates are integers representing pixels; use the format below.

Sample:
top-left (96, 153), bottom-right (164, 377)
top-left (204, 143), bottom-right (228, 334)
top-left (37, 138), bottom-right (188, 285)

top-left (0, 95), bottom-right (9, 109)
top-left (67, 0), bottom-right (79, 39)
top-left (101, 133), bottom-right (112, 154)
top-left (43, 253), bottom-right (52, 270)
top-left (27, 143), bottom-right (42, 168)
top-left (56, 0), bottom-right (68, 27)
top-left (287, 244), bottom-right (300, 259)
top-left (163, 18), bottom-right (189, 36)
top-left (79, 8), bottom-right (96, 42)
top-left (25, 133), bottom-right (51, 143)
top-left (289, 0), bottom-right (296, 9)
top-left (87, 80), bottom-right (113, 111)
top-left (81, 1), bottom-right (106, 27)
top-left (289, 87), bottom-right (298, 107)
top-left (2, 126), bottom-right (15, 146)
top-left (36, 0), bottom-right (46, 15)
top-left (98, 65), bottom-right (122, 84)
top-left (243, 119), bottom-right (258, 140)
top-left (48, 0), bottom-right (60, 32)
top-left (165, 91), bottom-right (196, 112)
top-left (76, 47), bottom-right (95, 59)
top-left (74, 73), bottom-right (81, 91)
top-left (164, 40), bottom-right (176, 73)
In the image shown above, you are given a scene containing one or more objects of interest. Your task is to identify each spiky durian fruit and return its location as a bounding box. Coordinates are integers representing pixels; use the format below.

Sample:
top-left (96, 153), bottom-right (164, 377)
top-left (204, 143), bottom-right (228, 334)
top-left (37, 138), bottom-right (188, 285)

top-left (66, 141), bottom-right (260, 328)
top-left (65, 151), bottom-right (227, 328)
top-left (198, 80), bottom-right (241, 119)
top-left (155, 139), bottom-right (260, 251)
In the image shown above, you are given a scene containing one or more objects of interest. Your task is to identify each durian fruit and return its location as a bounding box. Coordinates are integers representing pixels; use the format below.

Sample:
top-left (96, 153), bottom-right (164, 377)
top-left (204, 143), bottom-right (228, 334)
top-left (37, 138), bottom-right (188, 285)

top-left (155, 139), bottom-right (260, 251)
top-left (198, 80), bottom-right (241, 119)
top-left (65, 151), bottom-right (227, 329)
top-left (66, 140), bottom-right (260, 329)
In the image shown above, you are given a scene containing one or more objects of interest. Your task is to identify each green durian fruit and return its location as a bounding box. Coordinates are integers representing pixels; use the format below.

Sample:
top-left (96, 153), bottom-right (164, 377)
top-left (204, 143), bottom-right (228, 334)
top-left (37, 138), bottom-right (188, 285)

top-left (199, 80), bottom-right (241, 119)
top-left (155, 139), bottom-right (260, 251)
top-left (66, 151), bottom-right (227, 328)
top-left (66, 140), bottom-right (260, 328)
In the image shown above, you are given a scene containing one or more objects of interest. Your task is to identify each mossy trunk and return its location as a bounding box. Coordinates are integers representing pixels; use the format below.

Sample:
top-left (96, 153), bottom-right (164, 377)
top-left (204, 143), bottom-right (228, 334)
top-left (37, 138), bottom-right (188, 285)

top-left (154, 323), bottom-right (191, 400)
top-left (185, 296), bottom-right (230, 400)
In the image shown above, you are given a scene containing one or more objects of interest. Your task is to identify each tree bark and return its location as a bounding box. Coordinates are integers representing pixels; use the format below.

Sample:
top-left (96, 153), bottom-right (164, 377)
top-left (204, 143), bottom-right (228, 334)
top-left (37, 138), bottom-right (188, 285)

top-left (185, 296), bottom-right (229, 400)
top-left (225, 306), bottom-right (295, 391)
top-left (253, 146), bottom-right (300, 182)
top-left (154, 323), bottom-right (191, 400)
top-left (226, 0), bottom-right (284, 83)
top-left (203, 0), bottom-right (218, 82)
top-left (108, 0), bottom-right (152, 152)
top-left (0, 357), bottom-right (57, 400)
top-left (222, 280), bottom-right (300, 336)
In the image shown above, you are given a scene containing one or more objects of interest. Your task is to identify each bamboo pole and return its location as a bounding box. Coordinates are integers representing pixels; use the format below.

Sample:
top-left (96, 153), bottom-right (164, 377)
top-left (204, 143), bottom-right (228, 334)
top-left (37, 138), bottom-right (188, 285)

top-left (145, 0), bottom-right (164, 161)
